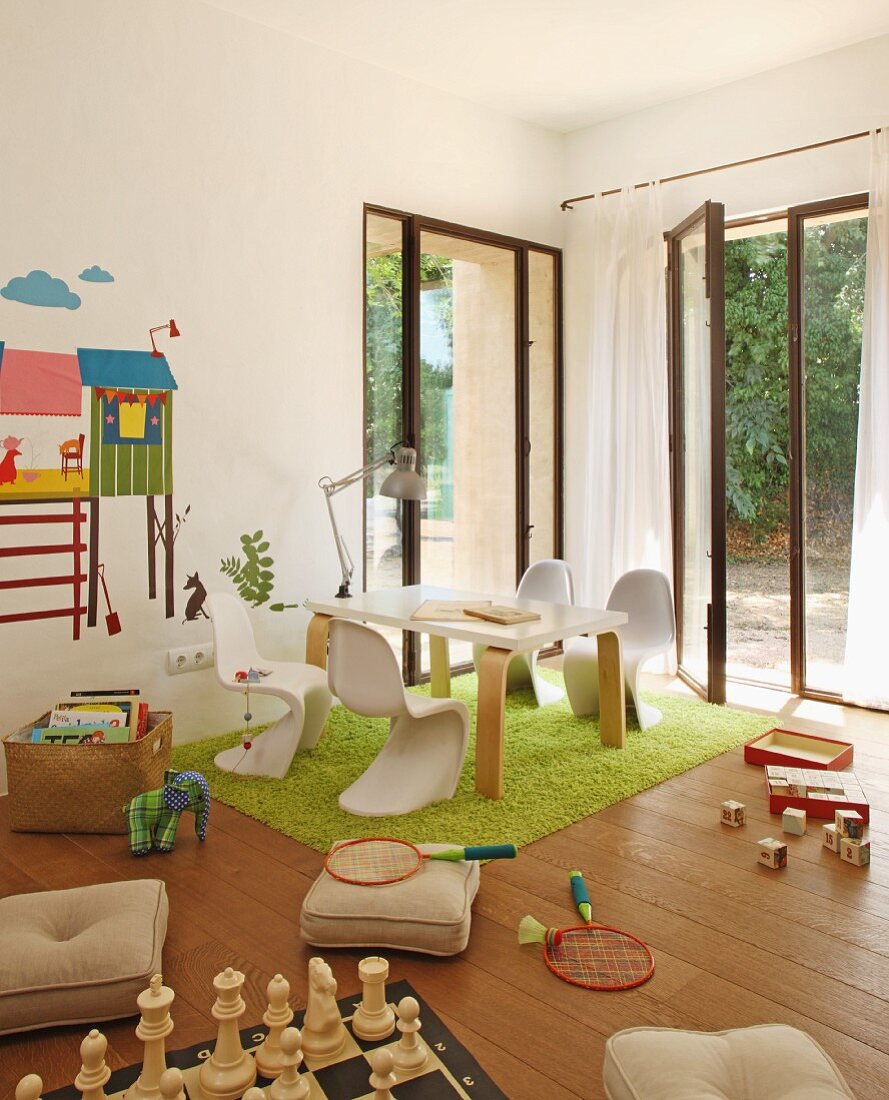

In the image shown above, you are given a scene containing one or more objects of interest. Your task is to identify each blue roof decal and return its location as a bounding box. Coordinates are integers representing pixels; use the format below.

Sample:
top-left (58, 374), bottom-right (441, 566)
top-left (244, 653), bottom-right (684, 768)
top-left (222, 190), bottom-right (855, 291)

top-left (76, 348), bottom-right (178, 390)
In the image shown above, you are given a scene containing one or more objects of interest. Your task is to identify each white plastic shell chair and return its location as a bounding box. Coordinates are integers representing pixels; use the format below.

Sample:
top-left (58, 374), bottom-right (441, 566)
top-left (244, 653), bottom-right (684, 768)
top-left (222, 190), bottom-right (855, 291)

top-left (328, 618), bottom-right (470, 817)
top-left (564, 569), bottom-right (675, 731)
top-left (472, 558), bottom-right (575, 707)
top-left (208, 592), bottom-right (333, 778)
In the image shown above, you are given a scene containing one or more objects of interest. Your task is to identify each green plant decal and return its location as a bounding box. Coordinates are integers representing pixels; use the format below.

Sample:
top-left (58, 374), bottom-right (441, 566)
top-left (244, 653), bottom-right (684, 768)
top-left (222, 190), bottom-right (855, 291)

top-left (220, 529), bottom-right (275, 606)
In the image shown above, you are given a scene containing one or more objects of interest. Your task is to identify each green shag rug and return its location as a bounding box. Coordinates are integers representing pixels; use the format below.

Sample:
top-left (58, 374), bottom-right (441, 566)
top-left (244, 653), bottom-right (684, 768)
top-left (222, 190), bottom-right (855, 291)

top-left (172, 671), bottom-right (773, 852)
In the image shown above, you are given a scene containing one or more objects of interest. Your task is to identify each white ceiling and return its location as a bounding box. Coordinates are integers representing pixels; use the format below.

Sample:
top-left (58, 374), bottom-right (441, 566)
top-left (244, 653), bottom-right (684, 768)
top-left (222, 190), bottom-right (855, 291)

top-left (200, 0), bottom-right (889, 132)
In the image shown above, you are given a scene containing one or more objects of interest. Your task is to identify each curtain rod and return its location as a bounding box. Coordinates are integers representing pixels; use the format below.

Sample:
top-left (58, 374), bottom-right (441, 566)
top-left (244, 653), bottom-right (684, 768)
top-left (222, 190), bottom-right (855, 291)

top-left (560, 128), bottom-right (876, 211)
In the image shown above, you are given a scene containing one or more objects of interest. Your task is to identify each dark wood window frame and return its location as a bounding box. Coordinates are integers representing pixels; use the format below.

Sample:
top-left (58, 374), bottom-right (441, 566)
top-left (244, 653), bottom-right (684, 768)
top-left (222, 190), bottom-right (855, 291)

top-left (363, 204), bottom-right (564, 684)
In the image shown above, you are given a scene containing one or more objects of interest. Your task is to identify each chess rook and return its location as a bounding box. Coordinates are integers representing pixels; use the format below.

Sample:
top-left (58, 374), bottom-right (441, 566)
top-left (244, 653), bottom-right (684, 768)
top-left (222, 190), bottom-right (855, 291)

top-left (124, 974), bottom-right (175, 1100)
top-left (351, 956), bottom-right (396, 1041)
top-left (255, 972), bottom-right (294, 1078)
top-left (198, 967), bottom-right (257, 1100)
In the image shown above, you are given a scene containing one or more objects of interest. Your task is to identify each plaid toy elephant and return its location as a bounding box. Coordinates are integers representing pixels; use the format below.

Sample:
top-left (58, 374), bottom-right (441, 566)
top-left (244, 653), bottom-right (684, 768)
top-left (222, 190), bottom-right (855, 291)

top-left (123, 769), bottom-right (210, 856)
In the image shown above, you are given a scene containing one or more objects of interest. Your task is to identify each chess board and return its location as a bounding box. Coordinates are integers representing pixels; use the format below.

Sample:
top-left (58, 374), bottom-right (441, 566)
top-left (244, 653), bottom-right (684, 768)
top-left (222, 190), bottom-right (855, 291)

top-left (43, 980), bottom-right (507, 1100)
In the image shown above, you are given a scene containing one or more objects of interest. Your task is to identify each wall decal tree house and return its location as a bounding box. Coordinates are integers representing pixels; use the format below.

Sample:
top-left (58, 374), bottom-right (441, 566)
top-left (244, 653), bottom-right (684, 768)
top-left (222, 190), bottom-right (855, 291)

top-left (77, 348), bottom-right (179, 620)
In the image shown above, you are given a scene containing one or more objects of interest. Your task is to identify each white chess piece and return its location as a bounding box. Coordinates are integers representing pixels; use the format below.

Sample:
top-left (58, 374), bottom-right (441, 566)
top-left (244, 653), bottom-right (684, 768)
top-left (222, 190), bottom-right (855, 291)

top-left (158, 1068), bottom-right (185, 1100)
top-left (369, 1047), bottom-right (397, 1100)
top-left (75, 1029), bottom-right (111, 1100)
top-left (269, 1027), bottom-right (310, 1100)
top-left (124, 974), bottom-right (175, 1100)
top-left (243, 1091), bottom-right (266, 1100)
top-left (199, 967), bottom-right (257, 1100)
top-left (15, 1076), bottom-right (43, 1100)
top-left (393, 996), bottom-right (428, 1072)
top-left (301, 958), bottom-right (347, 1059)
top-left (255, 973), bottom-right (294, 1078)
top-left (350, 957), bottom-right (395, 1041)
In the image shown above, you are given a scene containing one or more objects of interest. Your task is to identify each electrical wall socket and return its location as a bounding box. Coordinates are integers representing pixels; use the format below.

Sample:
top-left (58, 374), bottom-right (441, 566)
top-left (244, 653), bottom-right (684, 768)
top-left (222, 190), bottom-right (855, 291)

top-left (167, 643), bottom-right (215, 675)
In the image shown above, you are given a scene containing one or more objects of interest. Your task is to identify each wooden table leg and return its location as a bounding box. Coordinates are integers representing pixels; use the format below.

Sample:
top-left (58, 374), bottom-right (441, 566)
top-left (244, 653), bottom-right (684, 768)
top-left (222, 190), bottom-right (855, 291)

top-left (475, 646), bottom-right (512, 800)
top-left (429, 635), bottom-right (451, 697)
top-left (597, 629), bottom-right (626, 749)
top-left (305, 613), bottom-right (332, 669)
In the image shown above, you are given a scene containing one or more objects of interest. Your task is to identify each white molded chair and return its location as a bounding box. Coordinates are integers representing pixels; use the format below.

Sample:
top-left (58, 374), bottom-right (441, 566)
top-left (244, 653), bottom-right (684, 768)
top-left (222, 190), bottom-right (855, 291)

top-left (208, 592), bottom-right (333, 778)
top-left (564, 569), bottom-right (675, 731)
top-left (328, 618), bottom-right (469, 817)
top-left (472, 558), bottom-right (575, 707)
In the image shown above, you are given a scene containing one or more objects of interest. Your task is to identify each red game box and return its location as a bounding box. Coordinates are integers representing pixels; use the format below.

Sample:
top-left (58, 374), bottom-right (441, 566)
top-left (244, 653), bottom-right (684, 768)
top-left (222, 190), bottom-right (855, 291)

top-left (744, 728), bottom-right (854, 770)
top-left (764, 765), bottom-right (869, 824)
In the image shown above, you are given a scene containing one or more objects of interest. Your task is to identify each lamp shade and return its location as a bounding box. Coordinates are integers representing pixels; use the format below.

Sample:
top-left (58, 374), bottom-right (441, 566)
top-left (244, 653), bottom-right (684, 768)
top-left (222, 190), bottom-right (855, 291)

top-left (380, 446), bottom-right (426, 500)
top-left (168, 319), bottom-right (181, 338)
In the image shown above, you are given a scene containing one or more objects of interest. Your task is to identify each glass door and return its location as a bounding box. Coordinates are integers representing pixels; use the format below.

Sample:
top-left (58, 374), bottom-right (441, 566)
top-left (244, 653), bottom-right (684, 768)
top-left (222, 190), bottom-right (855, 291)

top-left (668, 201), bottom-right (727, 703)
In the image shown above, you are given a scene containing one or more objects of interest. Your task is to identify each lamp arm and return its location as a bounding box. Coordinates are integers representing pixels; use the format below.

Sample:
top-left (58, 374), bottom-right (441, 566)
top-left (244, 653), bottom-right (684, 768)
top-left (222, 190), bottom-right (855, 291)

top-left (318, 448), bottom-right (396, 497)
top-left (324, 491), bottom-right (354, 598)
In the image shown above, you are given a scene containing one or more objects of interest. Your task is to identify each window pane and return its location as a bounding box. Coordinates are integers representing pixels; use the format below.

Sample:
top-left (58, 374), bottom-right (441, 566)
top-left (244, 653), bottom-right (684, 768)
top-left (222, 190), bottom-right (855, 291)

top-left (364, 213), bottom-right (405, 594)
top-left (528, 249), bottom-right (557, 563)
top-left (419, 231), bottom-right (517, 670)
top-left (802, 210), bottom-right (867, 693)
top-left (678, 223), bottom-right (711, 689)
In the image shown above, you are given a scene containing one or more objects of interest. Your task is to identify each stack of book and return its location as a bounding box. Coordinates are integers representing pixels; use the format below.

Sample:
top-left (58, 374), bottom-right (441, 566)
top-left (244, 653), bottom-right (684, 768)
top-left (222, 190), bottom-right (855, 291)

top-left (30, 689), bottom-right (150, 745)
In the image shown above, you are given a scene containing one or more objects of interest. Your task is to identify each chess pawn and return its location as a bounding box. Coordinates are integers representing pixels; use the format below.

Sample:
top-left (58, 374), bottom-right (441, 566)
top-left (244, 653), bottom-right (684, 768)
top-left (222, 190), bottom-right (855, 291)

top-left (369, 1047), bottom-right (397, 1100)
top-left (158, 1069), bottom-right (185, 1100)
top-left (198, 967), bottom-right (257, 1100)
top-left (254, 973), bottom-right (294, 1078)
top-left (269, 1028), bottom-right (309, 1100)
top-left (243, 1092), bottom-right (267, 1100)
top-left (393, 996), bottom-right (428, 1072)
top-left (124, 974), bottom-right (176, 1100)
top-left (75, 1029), bottom-right (111, 1100)
top-left (15, 1075), bottom-right (43, 1100)
top-left (350, 957), bottom-right (395, 1041)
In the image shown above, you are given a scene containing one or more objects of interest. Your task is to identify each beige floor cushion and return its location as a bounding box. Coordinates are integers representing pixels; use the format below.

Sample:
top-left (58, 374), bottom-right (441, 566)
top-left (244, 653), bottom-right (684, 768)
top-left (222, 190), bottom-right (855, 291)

top-left (0, 879), bottom-right (168, 1035)
top-left (300, 841), bottom-right (480, 956)
top-left (603, 1024), bottom-right (856, 1100)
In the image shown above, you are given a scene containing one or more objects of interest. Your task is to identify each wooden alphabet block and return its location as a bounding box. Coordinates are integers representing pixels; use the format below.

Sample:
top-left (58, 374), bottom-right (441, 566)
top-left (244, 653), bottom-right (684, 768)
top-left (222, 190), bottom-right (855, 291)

top-left (758, 838), bottom-right (788, 869)
top-left (822, 822), bottom-right (842, 853)
top-left (840, 838), bottom-right (870, 867)
top-left (835, 810), bottom-right (865, 840)
top-left (782, 807), bottom-right (806, 836)
top-left (721, 800), bottom-right (746, 827)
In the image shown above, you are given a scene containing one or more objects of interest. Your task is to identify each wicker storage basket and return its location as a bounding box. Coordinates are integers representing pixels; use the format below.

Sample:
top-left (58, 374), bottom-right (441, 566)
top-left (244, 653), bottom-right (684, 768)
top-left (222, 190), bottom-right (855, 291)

top-left (4, 711), bottom-right (172, 834)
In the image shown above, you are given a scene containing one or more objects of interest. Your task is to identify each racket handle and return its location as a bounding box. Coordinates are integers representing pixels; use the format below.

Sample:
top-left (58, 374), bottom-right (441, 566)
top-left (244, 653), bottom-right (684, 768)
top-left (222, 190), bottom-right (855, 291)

top-left (569, 869), bottom-right (593, 923)
top-left (463, 843), bottom-right (518, 861)
top-left (431, 843), bottom-right (517, 862)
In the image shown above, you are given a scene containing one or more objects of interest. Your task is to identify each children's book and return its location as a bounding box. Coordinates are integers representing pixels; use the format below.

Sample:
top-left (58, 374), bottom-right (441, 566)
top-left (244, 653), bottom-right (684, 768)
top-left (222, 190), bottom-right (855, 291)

top-left (52, 697), bottom-right (139, 737)
top-left (462, 605), bottom-right (542, 625)
top-left (31, 726), bottom-right (132, 745)
top-left (49, 708), bottom-right (129, 729)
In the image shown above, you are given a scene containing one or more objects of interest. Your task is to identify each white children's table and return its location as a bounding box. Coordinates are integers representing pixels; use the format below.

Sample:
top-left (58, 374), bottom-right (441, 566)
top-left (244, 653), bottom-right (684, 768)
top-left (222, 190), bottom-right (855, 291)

top-left (304, 584), bottom-right (627, 800)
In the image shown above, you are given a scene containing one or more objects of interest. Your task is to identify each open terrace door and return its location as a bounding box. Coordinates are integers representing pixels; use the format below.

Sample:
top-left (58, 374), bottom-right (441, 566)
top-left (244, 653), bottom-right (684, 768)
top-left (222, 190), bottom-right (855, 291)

top-left (668, 201), bottom-right (727, 703)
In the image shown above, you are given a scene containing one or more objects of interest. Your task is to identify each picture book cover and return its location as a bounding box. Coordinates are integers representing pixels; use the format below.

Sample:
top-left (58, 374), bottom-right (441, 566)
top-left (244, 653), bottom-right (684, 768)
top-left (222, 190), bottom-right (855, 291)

top-left (31, 725), bottom-right (133, 745)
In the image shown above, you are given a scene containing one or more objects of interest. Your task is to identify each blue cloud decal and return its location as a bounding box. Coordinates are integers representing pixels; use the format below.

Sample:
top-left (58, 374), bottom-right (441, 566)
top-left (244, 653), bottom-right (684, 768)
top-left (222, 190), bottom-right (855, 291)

top-left (1, 270), bottom-right (81, 310)
top-left (79, 264), bottom-right (115, 283)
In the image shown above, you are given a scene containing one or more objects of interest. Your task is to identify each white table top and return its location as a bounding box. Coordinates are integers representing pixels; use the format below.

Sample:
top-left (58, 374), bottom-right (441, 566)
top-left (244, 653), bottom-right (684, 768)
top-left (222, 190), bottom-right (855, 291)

top-left (304, 584), bottom-right (626, 652)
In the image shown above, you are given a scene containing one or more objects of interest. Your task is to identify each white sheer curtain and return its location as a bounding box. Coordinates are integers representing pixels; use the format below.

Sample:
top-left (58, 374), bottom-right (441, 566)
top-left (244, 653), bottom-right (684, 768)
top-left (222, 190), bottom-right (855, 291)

top-left (844, 128), bottom-right (889, 709)
top-left (576, 183), bottom-right (674, 664)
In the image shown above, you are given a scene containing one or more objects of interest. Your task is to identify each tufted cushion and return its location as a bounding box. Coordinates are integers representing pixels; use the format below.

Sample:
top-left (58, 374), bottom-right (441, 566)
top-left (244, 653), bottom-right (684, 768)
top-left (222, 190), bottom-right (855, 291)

top-left (300, 841), bottom-right (480, 956)
top-left (603, 1024), bottom-right (856, 1100)
top-left (0, 879), bottom-right (168, 1035)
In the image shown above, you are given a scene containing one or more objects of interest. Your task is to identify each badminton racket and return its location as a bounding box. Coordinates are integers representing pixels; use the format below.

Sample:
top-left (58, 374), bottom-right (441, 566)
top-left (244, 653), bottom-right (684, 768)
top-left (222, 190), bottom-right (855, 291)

top-left (518, 869), bottom-right (655, 991)
top-left (324, 837), bottom-right (517, 886)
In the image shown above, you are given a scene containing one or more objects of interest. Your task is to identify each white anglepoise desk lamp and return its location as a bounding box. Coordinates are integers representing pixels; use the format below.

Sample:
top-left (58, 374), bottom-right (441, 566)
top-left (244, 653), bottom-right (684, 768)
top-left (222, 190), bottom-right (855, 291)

top-left (318, 443), bottom-right (426, 599)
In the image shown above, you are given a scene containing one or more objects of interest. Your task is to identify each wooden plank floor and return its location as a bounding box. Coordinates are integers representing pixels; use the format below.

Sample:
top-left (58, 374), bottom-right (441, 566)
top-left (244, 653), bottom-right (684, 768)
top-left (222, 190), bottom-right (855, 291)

top-left (2, 680), bottom-right (889, 1099)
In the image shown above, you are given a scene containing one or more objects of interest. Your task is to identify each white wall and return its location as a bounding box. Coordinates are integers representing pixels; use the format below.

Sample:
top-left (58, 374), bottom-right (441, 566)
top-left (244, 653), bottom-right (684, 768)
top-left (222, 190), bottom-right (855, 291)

top-left (562, 34), bottom-right (889, 584)
top-left (0, 0), bottom-right (562, 787)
